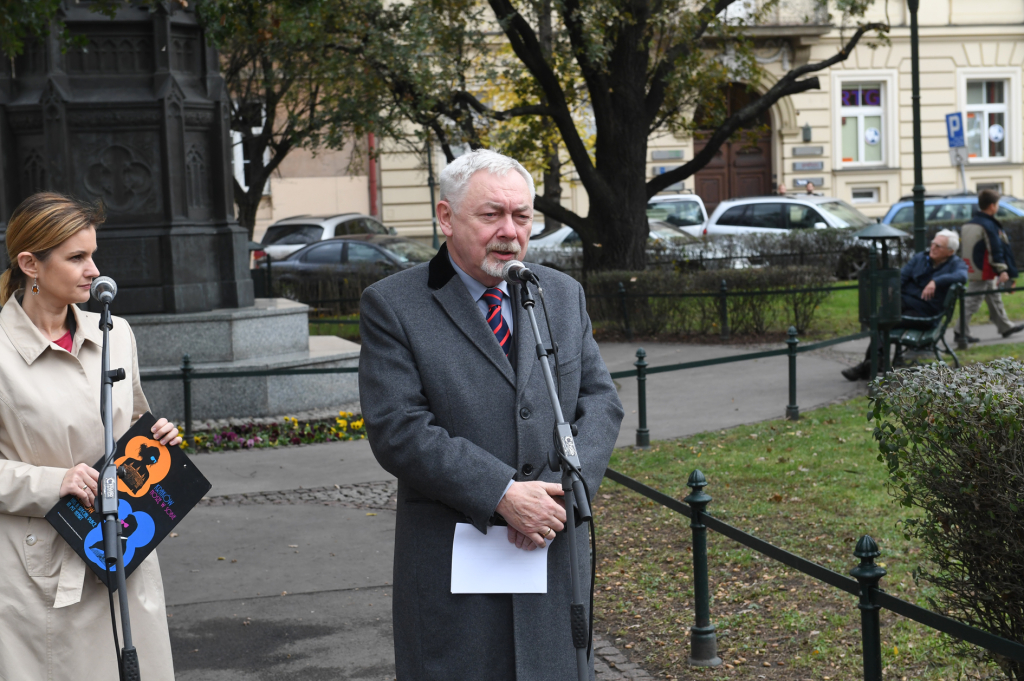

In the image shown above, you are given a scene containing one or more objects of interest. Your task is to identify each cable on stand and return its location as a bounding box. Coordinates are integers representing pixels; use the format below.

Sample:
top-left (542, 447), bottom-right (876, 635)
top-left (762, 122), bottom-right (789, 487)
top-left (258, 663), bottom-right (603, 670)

top-left (506, 261), bottom-right (594, 681)
top-left (92, 276), bottom-right (141, 681)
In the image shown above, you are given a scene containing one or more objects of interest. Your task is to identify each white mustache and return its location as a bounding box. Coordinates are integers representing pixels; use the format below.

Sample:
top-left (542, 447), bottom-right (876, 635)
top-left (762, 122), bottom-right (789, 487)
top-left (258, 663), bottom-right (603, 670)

top-left (486, 241), bottom-right (521, 255)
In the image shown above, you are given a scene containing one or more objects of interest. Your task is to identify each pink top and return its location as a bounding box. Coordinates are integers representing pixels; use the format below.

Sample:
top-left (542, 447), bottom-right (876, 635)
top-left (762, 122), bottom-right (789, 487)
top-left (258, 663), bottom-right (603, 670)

top-left (53, 331), bottom-right (73, 352)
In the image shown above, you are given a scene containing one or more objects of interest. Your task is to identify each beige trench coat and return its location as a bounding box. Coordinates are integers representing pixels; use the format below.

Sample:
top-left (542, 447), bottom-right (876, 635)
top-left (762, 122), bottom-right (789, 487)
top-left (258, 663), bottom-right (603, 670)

top-left (0, 294), bottom-right (174, 681)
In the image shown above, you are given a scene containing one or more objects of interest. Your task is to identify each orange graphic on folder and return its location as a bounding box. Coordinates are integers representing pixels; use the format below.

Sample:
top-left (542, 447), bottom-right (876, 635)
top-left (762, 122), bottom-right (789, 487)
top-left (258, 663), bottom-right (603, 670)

top-left (115, 436), bottom-right (171, 498)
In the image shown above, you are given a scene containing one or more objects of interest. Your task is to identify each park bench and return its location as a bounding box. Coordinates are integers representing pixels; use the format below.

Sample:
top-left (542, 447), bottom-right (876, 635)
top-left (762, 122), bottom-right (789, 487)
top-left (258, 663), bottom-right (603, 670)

top-left (888, 282), bottom-right (964, 368)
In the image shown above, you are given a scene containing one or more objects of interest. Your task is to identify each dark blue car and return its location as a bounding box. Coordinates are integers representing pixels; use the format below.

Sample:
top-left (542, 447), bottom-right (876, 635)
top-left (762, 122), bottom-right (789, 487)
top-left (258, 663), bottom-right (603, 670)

top-left (881, 194), bottom-right (1024, 224)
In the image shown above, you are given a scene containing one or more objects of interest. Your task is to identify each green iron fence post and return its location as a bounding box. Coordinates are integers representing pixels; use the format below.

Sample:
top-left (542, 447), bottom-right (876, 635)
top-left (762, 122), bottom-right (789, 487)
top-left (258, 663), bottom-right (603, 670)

top-left (634, 348), bottom-right (650, 448)
top-left (685, 470), bottom-right (721, 667)
top-left (957, 285), bottom-right (968, 350)
top-left (618, 282), bottom-right (634, 342)
top-left (868, 251), bottom-right (880, 383)
top-left (266, 254), bottom-right (274, 298)
top-left (850, 535), bottom-right (886, 681)
top-left (786, 326), bottom-right (799, 420)
top-left (181, 354), bottom-right (193, 448)
top-left (718, 279), bottom-right (730, 341)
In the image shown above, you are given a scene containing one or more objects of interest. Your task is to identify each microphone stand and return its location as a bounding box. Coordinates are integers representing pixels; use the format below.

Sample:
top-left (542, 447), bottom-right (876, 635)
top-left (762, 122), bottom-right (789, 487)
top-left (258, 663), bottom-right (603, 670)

top-left (517, 279), bottom-right (592, 681)
top-left (96, 301), bottom-right (140, 681)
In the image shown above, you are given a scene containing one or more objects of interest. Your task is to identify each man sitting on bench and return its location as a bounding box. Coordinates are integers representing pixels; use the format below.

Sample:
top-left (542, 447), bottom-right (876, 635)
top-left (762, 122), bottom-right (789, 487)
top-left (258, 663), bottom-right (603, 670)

top-left (842, 229), bottom-right (968, 381)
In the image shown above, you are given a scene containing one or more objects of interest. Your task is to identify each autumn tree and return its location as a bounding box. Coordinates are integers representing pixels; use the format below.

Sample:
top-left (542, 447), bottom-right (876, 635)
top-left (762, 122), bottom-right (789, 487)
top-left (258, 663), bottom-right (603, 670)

top-left (357, 0), bottom-right (886, 270)
top-left (197, 0), bottom-right (399, 237)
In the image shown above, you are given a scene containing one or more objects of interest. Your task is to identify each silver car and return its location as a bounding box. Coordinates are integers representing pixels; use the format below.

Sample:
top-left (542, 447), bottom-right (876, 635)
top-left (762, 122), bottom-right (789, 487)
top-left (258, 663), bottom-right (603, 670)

top-left (255, 213), bottom-right (397, 260)
top-left (699, 195), bottom-right (875, 237)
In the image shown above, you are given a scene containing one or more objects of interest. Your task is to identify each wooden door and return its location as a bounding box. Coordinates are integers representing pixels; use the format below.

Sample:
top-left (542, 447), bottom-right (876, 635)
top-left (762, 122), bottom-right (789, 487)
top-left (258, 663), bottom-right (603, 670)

top-left (694, 132), bottom-right (773, 215)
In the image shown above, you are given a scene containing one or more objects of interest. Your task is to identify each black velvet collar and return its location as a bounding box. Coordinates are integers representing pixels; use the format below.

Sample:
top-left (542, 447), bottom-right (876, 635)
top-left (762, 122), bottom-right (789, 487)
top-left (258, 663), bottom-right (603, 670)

top-left (427, 242), bottom-right (457, 290)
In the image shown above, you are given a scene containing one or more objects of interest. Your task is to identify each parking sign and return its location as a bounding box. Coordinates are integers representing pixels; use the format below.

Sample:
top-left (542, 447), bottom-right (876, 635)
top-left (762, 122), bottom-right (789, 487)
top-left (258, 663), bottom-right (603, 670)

top-left (946, 113), bottom-right (965, 148)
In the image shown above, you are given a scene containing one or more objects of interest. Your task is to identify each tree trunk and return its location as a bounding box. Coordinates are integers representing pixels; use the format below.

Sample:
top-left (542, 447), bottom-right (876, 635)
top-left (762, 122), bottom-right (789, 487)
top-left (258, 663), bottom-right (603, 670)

top-left (543, 146), bottom-right (562, 233)
top-left (234, 182), bottom-right (260, 241)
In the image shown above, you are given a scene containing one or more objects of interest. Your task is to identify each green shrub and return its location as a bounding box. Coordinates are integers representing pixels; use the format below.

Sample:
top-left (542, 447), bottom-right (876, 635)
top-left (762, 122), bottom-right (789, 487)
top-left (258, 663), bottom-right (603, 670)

top-left (585, 266), bottom-right (834, 337)
top-left (871, 360), bottom-right (1024, 680)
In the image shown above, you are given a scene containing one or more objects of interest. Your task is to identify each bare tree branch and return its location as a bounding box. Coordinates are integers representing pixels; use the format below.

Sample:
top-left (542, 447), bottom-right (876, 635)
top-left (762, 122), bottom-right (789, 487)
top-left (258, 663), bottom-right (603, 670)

top-left (647, 21), bottom-right (886, 197)
top-left (532, 194), bottom-right (587, 232)
top-left (486, 0), bottom-right (605, 195)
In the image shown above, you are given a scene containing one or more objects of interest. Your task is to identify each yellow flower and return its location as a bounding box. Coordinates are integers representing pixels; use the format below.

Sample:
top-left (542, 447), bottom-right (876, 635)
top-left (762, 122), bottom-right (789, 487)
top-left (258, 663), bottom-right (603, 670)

top-left (337, 419), bottom-right (348, 429)
top-left (352, 419), bottom-right (364, 430)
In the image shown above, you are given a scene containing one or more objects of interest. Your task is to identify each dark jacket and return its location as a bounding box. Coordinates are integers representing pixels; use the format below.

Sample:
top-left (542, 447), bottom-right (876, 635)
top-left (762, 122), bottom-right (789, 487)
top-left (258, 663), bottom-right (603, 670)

top-left (970, 210), bottom-right (1019, 279)
top-left (900, 251), bottom-right (968, 317)
top-left (359, 244), bottom-right (623, 681)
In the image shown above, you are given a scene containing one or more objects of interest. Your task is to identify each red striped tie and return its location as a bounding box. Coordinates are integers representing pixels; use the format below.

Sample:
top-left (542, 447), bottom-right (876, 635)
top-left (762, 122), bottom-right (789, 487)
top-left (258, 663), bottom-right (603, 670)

top-left (484, 287), bottom-right (512, 358)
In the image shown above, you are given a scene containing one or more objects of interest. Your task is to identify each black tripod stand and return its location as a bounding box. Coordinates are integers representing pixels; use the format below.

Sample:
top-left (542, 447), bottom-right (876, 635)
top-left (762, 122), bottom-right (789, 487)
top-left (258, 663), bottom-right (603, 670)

top-left (517, 279), bottom-right (593, 681)
top-left (93, 277), bottom-right (141, 681)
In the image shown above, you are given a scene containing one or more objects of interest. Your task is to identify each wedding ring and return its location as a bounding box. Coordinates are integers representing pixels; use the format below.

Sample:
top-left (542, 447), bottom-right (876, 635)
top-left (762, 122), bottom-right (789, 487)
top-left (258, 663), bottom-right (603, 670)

top-left (82, 485), bottom-right (88, 491)
top-left (544, 527), bottom-right (554, 539)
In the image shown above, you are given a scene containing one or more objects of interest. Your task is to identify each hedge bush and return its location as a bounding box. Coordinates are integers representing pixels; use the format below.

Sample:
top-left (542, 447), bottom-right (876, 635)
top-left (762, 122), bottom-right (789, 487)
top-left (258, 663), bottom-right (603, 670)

top-left (871, 360), bottom-right (1024, 680)
top-left (585, 266), bottom-right (834, 337)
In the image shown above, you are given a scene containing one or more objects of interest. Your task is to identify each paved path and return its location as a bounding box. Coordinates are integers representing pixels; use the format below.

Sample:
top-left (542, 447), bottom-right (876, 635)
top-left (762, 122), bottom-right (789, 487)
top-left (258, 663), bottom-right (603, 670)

top-left (163, 325), bottom-right (1017, 679)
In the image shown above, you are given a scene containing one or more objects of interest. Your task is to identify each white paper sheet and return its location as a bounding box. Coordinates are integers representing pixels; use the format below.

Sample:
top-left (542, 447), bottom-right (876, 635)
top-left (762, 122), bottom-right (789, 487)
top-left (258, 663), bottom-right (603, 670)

top-left (450, 523), bottom-right (551, 594)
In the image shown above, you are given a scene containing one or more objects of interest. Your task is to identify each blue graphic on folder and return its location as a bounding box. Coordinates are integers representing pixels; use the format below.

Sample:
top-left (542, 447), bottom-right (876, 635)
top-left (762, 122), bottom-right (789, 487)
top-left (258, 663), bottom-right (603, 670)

top-left (83, 499), bottom-right (156, 571)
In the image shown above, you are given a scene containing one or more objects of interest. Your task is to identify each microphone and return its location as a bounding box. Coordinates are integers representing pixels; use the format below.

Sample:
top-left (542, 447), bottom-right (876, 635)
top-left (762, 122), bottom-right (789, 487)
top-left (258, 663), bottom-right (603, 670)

top-left (90, 276), bottom-right (117, 304)
top-left (501, 260), bottom-right (538, 285)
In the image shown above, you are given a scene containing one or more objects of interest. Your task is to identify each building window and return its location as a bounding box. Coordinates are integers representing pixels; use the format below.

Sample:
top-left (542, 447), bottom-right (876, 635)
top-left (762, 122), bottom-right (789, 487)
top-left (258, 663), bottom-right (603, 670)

top-left (977, 181), bottom-right (1003, 193)
top-left (966, 80), bottom-right (1007, 160)
top-left (840, 84), bottom-right (884, 165)
top-left (850, 187), bottom-right (879, 204)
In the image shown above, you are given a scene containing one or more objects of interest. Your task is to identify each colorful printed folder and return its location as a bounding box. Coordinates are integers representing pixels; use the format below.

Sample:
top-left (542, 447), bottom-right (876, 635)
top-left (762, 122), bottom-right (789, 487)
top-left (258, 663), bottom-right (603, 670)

top-left (46, 412), bottom-right (211, 586)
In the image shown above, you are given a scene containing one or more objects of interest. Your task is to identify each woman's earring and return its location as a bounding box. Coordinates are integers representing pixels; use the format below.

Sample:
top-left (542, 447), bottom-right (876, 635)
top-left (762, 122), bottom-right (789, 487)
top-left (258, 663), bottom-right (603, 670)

top-left (31, 279), bottom-right (39, 295)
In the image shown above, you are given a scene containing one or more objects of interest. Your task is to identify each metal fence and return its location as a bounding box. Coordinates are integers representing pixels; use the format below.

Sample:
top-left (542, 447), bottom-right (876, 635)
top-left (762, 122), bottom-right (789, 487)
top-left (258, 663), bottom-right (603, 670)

top-left (143, 355), bottom-right (359, 445)
top-left (602, 467), bottom-right (1024, 679)
top-left (609, 328), bottom-right (870, 446)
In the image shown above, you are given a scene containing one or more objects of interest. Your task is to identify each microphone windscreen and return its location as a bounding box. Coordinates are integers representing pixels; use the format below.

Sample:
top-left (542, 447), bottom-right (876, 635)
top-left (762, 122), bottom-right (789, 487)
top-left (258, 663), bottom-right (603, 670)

top-left (91, 276), bottom-right (118, 303)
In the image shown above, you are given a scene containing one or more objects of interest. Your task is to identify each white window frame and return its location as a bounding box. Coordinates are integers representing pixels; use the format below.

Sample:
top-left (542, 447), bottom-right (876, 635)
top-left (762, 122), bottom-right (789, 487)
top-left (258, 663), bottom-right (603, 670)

top-left (850, 187), bottom-right (879, 204)
top-left (958, 68), bottom-right (1021, 165)
top-left (830, 70), bottom-right (898, 170)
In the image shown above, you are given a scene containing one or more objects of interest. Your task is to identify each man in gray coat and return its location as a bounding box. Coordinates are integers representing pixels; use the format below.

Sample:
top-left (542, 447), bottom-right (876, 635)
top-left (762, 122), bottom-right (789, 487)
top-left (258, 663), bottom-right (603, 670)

top-left (359, 149), bottom-right (623, 680)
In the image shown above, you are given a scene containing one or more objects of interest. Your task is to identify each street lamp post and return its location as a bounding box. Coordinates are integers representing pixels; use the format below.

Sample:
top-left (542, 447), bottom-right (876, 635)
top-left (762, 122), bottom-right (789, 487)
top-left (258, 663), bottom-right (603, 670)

top-left (426, 132), bottom-right (440, 249)
top-left (909, 0), bottom-right (927, 253)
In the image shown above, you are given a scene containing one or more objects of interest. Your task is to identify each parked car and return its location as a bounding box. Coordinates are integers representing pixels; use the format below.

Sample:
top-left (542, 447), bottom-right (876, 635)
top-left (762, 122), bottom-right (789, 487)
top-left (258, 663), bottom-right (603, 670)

top-left (645, 194), bottom-right (709, 230)
top-left (255, 213), bottom-right (398, 260)
top-left (881, 193), bottom-right (1024, 224)
top-left (524, 220), bottom-right (736, 270)
top-left (257, 235), bottom-right (437, 282)
top-left (699, 195), bottom-right (875, 237)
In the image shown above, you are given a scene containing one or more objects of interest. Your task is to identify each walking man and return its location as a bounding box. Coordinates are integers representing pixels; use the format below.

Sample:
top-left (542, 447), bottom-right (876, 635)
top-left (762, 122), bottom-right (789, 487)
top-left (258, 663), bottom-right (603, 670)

top-left (957, 189), bottom-right (1024, 343)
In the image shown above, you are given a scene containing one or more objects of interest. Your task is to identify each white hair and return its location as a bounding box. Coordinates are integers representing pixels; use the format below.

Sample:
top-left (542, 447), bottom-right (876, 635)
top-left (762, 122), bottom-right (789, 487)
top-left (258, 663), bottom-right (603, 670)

top-left (439, 149), bottom-right (536, 212)
top-left (936, 228), bottom-right (959, 253)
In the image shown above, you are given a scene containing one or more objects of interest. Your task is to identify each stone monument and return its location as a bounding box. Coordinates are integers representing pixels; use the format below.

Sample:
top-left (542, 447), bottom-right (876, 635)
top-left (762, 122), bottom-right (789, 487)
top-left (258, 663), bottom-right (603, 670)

top-left (0, 2), bottom-right (358, 419)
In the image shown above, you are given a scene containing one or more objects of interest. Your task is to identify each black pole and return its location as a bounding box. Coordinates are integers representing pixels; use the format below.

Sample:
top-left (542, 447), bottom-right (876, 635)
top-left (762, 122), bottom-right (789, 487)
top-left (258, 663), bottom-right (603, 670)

top-left (718, 279), bottom-right (730, 341)
top-left (97, 302), bottom-right (140, 680)
top-left (909, 0), bottom-right (927, 253)
top-left (182, 354), bottom-right (193, 448)
top-left (426, 131), bottom-right (440, 250)
top-left (685, 470), bottom-right (721, 667)
top-left (617, 282), bottom-right (634, 341)
top-left (868, 251), bottom-right (879, 382)
top-left (785, 326), bottom-right (799, 420)
top-left (957, 285), bottom-right (968, 350)
top-left (851, 536), bottom-right (886, 681)
top-left (518, 280), bottom-right (592, 681)
top-left (634, 348), bottom-right (649, 448)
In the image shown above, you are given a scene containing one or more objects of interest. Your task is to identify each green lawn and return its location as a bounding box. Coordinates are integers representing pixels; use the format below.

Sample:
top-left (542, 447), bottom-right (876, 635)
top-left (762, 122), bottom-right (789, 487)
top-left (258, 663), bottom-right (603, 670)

top-left (593, 398), bottom-right (1001, 681)
top-left (309, 316), bottom-right (360, 343)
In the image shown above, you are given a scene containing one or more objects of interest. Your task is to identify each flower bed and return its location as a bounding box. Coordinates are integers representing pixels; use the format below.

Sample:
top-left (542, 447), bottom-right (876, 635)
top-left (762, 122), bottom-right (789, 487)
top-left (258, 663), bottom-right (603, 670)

top-left (178, 412), bottom-right (366, 453)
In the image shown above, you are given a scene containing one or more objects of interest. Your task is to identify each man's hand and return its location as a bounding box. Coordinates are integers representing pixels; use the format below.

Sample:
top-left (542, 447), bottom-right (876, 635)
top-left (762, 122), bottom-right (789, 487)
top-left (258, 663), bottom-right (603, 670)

top-left (921, 280), bottom-right (937, 301)
top-left (999, 271), bottom-right (1011, 285)
top-left (496, 481), bottom-right (565, 550)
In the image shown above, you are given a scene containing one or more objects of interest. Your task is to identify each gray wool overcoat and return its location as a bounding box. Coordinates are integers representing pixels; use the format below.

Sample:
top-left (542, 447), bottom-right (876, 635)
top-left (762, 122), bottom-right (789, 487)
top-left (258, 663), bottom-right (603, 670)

top-left (359, 244), bottom-right (623, 681)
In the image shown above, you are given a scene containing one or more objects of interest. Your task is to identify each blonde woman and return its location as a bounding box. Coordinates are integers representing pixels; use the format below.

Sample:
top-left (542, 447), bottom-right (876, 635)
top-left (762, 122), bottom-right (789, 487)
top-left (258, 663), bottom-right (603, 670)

top-left (0, 193), bottom-right (178, 679)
